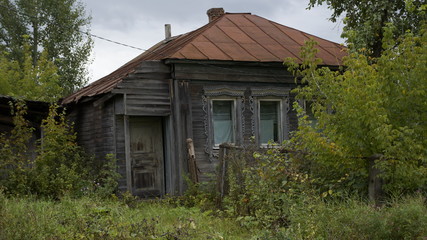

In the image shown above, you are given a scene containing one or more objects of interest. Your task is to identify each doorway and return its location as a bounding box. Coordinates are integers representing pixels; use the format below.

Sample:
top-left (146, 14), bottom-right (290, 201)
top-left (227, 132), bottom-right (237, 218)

top-left (129, 117), bottom-right (165, 197)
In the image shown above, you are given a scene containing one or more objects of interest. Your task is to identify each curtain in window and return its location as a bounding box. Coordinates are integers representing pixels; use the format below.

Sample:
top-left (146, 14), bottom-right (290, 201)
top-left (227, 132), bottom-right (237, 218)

top-left (213, 101), bottom-right (233, 145)
top-left (260, 101), bottom-right (278, 143)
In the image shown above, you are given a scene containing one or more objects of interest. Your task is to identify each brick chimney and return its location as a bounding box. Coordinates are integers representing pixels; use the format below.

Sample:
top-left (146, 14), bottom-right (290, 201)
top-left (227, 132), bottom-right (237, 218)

top-left (207, 8), bottom-right (225, 22)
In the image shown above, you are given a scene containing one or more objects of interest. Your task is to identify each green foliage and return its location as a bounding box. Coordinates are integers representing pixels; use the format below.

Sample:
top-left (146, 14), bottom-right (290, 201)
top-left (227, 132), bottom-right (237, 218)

top-left (0, 102), bottom-right (121, 199)
top-left (0, 40), bottom-right (62, 102)
top-left (285, 23), bottom-right (427, 195)
top-left (0, 193), bottom-right (251, 239)
top-left (221, 145), bottom-right (314, 229)
top-left (0, 101), bottom-right (34, 194)
top-left (308, 0), bottom-right (426, 57)
top-left (285, 195), bottom-right (427, 239)
top-left (32, 104), bottom-right (89, 197)
top-left (0, 0), bottom-right (93, 95)
top-left (91, 153), bottom-right (122, 198)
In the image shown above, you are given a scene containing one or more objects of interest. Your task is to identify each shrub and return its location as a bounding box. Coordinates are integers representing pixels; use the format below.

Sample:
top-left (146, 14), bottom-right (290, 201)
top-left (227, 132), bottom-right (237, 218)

top-left (222, 144), bottom-right (314, 229)
top-left (0, 101), bottom-right (34, 195)
top-left (91, 153), bottom-right (122, 198)
top-left (0, 102), bottom-right (120, 199)
top-left (30, 104), bottom-right (91, 197)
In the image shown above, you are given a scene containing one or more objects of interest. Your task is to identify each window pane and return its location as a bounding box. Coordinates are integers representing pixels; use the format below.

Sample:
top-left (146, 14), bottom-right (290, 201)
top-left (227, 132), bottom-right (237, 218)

top-left (305, 100), bottom-right (318, 128)
top-left (260, 101), bottom-right (279, 143)
top-left (213, 101), bottom-right (234, 145)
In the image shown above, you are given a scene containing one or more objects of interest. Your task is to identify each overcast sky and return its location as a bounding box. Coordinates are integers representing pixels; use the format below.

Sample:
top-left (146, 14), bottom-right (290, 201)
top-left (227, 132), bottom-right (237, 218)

top-left (80, 0), bottom-right (344, 83)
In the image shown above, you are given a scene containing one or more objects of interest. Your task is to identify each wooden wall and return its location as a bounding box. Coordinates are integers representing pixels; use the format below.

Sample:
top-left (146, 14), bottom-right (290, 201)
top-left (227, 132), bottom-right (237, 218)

top-left (113, 61), bottom-right (175, 193)
top-left (68, 60), bottom-right (175, 195)
top-left (171, 61), bottom-right (299, 181)
top-left (68, 60), bottom-right (301, 195)
top-left (112, 61), bottom-right (171, 116)
top-left (68, 97), bottom-right (116, 162)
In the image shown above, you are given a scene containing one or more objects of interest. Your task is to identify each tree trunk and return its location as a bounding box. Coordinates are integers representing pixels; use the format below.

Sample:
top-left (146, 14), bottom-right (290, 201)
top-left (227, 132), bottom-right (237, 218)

top-left (32, 20), bottom-right (39, 66)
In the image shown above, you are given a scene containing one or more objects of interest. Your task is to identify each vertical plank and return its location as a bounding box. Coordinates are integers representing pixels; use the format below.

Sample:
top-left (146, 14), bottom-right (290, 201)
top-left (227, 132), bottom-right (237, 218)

top-left (164, 116), bottom-right (172, 195)
top-left (173, 79), bottom-right (184, 194)
top-left (124, 114), bottom-right (132, 193)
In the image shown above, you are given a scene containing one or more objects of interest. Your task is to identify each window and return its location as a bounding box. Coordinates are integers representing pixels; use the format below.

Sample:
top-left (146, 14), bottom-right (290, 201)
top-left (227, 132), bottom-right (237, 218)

top-left (202, 86), bottom-right (245, 157)
top-left (259, 100), bottom-right (280, 144)
top-left (212, 100), bottom-right (235, 146)
top-left (250, 87), bottom-right (290, 146)
top-left (303, 100), bottom-right (318, 128)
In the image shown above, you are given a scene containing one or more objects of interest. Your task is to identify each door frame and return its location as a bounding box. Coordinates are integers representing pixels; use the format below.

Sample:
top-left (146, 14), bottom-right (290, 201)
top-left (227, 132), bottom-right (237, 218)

top-left (124, 115), bottom-right (167, 197)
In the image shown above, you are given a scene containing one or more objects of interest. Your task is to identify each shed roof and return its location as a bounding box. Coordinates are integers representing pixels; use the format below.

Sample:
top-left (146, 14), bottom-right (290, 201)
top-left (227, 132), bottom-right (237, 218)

top-left (62, 11), bottom-right (346, 104)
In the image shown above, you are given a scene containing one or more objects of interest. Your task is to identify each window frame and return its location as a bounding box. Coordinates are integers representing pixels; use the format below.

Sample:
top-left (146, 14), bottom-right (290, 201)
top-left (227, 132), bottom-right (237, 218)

top-left (299, 99), bottom-right (322, 128)
top-left (210, 98), bottom-right (237, 149)
top-left (250, 87), bottom-right (290, 147)
top-left (257, 99), bottom-right (283, 146)
top-left (202, 86), bottom-right (246, 159)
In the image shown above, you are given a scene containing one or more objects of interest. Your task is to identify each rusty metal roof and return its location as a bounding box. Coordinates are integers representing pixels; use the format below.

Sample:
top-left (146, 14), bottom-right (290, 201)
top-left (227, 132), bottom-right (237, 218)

top-left (62, 12), bottom-right (346, 104)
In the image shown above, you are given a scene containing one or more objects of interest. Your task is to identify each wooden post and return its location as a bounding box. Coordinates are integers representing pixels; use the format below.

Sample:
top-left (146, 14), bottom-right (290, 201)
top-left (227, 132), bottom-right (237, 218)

top-left (216, 143), bottom-right (235, 201)
top-left (186, 138), bottom-right (198, 183)
top-left (368, 154), bottom-right (384, 205)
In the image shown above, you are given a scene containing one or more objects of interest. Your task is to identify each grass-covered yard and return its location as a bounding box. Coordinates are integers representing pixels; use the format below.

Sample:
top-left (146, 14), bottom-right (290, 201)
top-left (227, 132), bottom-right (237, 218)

top-left (0, 194), bottom-right (251, 240)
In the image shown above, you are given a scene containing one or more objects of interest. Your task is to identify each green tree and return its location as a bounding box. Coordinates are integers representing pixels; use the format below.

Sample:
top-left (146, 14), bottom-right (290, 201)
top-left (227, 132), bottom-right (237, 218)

top-left (286, 23), bottom-right (427, 196)
top-left (309, 0), bottom-right (426, 57)
top-left (0, 0), bottom-right (92, 95)
top-left (0, 40), bottom-right (62, 102)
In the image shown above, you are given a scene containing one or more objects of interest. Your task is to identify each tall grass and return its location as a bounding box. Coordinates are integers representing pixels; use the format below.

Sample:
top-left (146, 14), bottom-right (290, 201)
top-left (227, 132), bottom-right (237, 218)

top-left (0, 193), bottom-right (250, 240)
top-left (286, 195), bottom-right (427, 240)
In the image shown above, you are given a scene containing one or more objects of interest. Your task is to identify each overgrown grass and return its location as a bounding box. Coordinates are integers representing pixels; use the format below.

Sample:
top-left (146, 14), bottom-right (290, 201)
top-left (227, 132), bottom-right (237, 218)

top-left (0, 193), bottom-right (251, 240)
top-left (1, 192), bottom-right (427, 239)
top-left (284, 195), bottom-right (427, 239)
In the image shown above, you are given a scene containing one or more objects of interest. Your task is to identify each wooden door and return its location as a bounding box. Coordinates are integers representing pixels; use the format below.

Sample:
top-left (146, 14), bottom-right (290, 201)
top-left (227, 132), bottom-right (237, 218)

top-left (129, 117), bottom-right (164, 197)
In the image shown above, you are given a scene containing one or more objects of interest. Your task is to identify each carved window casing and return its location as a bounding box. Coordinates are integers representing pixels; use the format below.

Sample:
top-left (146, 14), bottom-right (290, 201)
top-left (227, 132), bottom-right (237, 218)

top-left (202, 86), bottom-right (291, 158)
top-left (202, 86), bottom-right (245, 159)
top-left (250, 87), bottom-right (290, 146)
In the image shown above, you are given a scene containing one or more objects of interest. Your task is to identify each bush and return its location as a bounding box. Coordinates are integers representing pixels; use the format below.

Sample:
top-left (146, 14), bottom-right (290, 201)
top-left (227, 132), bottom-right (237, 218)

top-left (0, 101), bottom-right (34, 194)
top-left (0, 102), bottom-right (120, 199)
top-left (28, 104), bottom-right (91, 197)
top-left (91, 153), bottom-right (122, 198)
top-left (221, 144), bottom-right (314, 229)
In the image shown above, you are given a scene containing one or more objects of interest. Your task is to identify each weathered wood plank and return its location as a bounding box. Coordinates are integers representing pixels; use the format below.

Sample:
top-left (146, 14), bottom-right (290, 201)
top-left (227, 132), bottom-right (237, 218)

top-left (127, 72), bottom-right (171, 79)
top-left (124, 115), bottom-right (132, 192)
top-left (112, 88), bottom-right (170, 95)
top-left (175, 72), bottom-right (294, 83)
top-left (135, 60), bottom-right (170, 73)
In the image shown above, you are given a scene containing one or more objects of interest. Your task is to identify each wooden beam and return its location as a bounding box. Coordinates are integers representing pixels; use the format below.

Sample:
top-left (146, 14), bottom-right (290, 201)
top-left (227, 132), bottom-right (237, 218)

top-left (124, 93), bottom-right (132, 193)
top-left (186, 138), bottom-right (199, 183)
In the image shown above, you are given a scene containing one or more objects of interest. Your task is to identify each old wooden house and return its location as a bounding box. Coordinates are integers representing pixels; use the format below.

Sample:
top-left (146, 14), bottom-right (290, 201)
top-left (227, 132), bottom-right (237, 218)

top-left (62, 8), bottom-right (345, 197)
